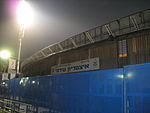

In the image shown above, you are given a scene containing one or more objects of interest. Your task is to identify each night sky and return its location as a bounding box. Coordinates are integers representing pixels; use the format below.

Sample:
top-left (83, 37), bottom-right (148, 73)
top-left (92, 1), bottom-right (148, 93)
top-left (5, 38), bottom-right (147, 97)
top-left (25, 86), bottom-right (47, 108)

top-left (0, 0), bottom-right (150, 60)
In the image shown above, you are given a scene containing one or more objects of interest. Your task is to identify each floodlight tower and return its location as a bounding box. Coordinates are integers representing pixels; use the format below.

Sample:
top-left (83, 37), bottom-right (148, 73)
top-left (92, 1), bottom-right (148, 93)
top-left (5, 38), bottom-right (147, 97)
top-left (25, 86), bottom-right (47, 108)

top-left (16, 0), bottom-right (34, 73)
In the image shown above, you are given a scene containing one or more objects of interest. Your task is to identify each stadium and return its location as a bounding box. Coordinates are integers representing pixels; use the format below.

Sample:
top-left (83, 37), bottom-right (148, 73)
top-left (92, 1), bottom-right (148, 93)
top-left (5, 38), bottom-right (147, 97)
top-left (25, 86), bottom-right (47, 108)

top-left (22, 9), bottom-right (150, 76)
top-left (0, 9), bottom-right (150, 113)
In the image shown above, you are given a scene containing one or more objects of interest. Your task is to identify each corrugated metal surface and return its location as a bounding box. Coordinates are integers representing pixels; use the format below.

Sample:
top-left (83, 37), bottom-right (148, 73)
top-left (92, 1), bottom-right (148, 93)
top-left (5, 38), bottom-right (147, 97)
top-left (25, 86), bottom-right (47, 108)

top-left (60, 48), bottom-right (89, 64)
top-left (127, 30), bottom-right (150, 64)
top-left (90, 41), bottom-right (118, 69)
top-left (0, 68), bottom-right (124, 113)
top-left (1, 63), bottom-right (150, 112)
top-left (124, 63), bottom-right (150, 113)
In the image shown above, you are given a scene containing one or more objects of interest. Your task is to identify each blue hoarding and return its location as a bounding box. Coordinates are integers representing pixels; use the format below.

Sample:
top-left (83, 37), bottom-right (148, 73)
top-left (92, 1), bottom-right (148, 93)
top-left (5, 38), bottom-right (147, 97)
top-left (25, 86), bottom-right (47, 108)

top-left (0, 69), bottom-right (123, 113)
top-left (0, 63), bottom-right (150, 113)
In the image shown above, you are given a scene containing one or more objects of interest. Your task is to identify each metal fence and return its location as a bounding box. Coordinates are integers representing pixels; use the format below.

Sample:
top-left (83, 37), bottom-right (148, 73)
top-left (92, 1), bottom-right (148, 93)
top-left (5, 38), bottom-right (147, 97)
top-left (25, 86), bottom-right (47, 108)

top-left (0, 97), bottom-right (35, 113)
top-left (1, 63), bottom-right (150, 113)
top-left (22, 9), bottom-right (150, 68)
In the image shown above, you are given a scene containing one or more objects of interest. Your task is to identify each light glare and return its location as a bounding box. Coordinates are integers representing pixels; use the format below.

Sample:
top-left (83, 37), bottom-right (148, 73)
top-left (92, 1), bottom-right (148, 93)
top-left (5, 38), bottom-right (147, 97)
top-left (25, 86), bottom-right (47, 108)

top-left (32, 81), bottom-right (35, 84)
top-left (0, 50), bottom-right (11, 59)
top-left (17, 0), bottom-right (34, 28)
top-left (117, 74), bottom-right (124, 79)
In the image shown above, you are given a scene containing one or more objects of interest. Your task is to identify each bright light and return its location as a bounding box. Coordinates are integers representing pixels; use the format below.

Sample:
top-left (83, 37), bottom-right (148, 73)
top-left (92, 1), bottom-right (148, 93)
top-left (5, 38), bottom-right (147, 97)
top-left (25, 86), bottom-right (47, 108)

top-left (117, 74), bottom-right (124, 79)
top-left (32, 81), bottom-right (35, 84)
top-left (19, 79), bottom-right (23, 85)
top-left (127, 73), bottom-right (133, 78)
top-left (20, 78), bottom-right (29, 86)
top-left (17, 0), bottom-right (34, 28)
top-left (2, 82), bottom-right (5, 85)
top-left (0, 50), bottom-right (11, 59)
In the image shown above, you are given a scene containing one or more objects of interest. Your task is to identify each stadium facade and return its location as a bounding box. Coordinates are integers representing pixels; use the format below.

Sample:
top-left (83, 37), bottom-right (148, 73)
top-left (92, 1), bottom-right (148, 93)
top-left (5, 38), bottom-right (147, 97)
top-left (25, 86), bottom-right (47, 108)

top-left (22, 9), bottom-right (150, 76)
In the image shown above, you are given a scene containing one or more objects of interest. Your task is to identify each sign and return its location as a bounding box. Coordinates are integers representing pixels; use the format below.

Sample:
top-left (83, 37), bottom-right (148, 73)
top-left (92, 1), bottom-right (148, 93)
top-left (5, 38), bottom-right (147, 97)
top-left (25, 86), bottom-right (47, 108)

top-left (51, 57), bottom-right (99, 74)
top-left (19, 104), bottom-right (27, 113)
top-left (8, 58), bottom-right (16, 76)
top-left (8, 58), bottom-right (16, 70)
top-left (118, 40), bottom-right (127, 57)
top-left (2, 73), bottom-right (8, 80)
top-left (38, 107), bottom-right (49, 113)
top-left (10, 73), bottom-right (16, 79)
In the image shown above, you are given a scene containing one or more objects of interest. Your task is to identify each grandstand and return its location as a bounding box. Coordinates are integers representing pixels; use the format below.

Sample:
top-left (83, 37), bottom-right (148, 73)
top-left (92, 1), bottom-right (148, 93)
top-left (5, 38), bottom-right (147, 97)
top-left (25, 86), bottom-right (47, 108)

top-left (22, 9), bottom-right (150, 76)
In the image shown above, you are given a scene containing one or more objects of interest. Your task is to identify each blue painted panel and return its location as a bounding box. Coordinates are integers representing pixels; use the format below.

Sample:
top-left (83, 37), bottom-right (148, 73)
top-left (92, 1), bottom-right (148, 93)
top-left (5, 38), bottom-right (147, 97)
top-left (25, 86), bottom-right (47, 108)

top-left (1, 63), bottom-right (150, 112)
top-left (0, 68), bottom-right (123, 113)
top-left (124, 64), bottom-right (150, 113)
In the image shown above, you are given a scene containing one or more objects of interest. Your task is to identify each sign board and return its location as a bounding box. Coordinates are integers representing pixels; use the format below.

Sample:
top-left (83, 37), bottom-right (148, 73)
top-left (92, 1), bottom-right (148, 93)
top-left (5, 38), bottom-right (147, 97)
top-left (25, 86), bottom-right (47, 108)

top-left (118, 40), bottom-right (127, 57)
top-left (51, 57), bottom-right (99, 74)
top-left (10, 73), bottom-right (16, 79)
top-left (38, 107), bottom-right (49, 113)
top-left (2, 73), bottom-right (8, 80)
top-left (8, 58), bottom-right (16, 76)
top-left (8, 58), bottom-right (16, 70)
top-left (19, 104), bottom-right (27, 113)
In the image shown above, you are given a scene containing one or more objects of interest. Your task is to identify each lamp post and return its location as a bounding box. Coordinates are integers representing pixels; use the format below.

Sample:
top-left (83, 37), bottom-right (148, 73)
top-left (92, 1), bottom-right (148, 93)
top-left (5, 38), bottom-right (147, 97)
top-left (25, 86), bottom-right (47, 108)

top-left (16, 0), bottom-right (34, 73)
top-left (16, 27), bottom-right (24, 74)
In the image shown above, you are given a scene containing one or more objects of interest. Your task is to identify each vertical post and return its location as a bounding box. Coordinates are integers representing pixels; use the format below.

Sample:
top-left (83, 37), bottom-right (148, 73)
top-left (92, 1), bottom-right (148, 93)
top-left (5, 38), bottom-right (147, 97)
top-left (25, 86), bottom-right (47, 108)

top-left (88, 49), bottom-right (91, 59)
top-left (17, 38), bottom-right (22, 73)
top-left (123, 69), bottom-right (127, 113)
top-left (17, 27), bottom-right (25, 74)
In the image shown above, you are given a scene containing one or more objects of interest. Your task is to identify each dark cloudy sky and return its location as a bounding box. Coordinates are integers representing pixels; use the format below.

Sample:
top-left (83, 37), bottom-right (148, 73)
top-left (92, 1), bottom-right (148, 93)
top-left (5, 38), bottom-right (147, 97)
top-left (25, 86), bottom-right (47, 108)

top-left (0, 0), bottom-right (150, 60)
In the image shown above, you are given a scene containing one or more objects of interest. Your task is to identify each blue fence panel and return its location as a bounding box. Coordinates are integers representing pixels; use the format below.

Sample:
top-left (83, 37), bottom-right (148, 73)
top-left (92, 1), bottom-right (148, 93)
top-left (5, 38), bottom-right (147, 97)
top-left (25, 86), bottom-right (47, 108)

top-left (88, 69), bottom-right (123, 113)
top-left (124, 63), bottom-right (150, 113)
top-left (0, 68), bottom-right (123, 113)
top-left (1, 63), bottom-right (150, 112)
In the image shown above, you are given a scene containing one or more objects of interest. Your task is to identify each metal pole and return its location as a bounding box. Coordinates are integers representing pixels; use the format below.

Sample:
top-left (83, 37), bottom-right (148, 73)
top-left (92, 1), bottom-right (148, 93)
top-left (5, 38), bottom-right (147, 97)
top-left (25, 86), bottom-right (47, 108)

top-left (17, 27), bottom-right (25, 73)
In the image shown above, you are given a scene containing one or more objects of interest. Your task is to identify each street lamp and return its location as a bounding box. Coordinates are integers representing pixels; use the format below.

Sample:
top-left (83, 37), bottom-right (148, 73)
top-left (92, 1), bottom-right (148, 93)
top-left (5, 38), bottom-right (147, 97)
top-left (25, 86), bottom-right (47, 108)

top-left (16, 0), bottom-right (34, 73)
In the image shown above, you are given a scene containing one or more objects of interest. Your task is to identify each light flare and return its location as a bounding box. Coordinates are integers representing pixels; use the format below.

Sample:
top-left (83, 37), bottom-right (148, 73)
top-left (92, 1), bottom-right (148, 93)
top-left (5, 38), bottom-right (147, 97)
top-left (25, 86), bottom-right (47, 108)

top-left (17, 0), bottom-right (34, 28)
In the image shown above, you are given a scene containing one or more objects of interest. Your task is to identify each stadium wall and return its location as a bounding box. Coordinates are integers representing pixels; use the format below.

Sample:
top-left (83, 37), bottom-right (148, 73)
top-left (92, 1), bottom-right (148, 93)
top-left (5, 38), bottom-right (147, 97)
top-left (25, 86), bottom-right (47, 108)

top-left (22, 29), bottom-right (150, 76)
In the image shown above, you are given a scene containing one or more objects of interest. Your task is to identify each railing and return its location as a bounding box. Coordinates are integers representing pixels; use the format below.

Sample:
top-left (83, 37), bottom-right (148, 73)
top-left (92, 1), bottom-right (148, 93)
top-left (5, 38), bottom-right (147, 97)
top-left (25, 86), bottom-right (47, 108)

top-left (0, 97), bottom-right (35, 113)
top-left (22, 9), bottom-right (150, 67)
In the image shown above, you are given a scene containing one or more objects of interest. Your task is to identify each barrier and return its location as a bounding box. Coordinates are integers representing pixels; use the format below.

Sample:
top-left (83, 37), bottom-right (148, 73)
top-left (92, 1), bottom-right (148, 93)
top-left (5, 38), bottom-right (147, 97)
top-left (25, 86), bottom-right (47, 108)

top-left (0, 63), bottom-right (150, 113)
